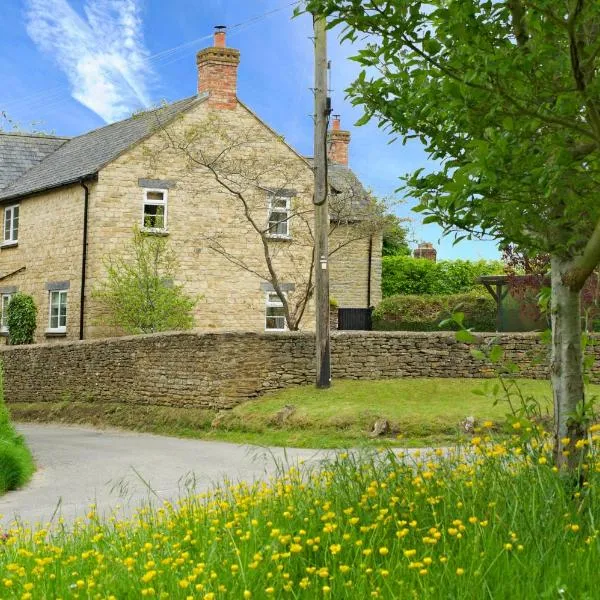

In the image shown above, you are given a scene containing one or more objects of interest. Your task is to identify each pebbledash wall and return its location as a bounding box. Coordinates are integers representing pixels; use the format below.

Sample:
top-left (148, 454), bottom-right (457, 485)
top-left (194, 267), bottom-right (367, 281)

top-left (3, 331), bottom-right (599, 410)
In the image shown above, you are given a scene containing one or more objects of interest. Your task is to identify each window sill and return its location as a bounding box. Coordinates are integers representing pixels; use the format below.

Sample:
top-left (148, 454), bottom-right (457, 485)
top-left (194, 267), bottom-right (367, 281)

top-left (1, 241), bottom-right (18, 249)
top-left (141, 227), bottom-right (169, 237)
top-left (266, 235), bottom-right (292, 242)
top-left (45, 330), bottom-right (67, 338)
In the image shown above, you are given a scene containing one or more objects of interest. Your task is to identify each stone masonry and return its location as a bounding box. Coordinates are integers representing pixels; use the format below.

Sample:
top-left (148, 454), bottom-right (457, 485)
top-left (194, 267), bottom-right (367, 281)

top-left (4, 330), bottom-right (595, 411)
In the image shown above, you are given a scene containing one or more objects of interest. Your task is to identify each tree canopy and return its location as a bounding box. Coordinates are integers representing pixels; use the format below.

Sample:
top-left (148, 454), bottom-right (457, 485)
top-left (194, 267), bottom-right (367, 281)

top-left (301, 0), bottom-right (600, 468)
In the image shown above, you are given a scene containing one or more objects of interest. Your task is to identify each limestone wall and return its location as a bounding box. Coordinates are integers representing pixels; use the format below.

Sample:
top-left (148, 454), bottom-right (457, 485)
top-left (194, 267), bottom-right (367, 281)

top-left (0, 183), bottom-right (87, 343)
top-left (3, 330), bottom-right (592, 410)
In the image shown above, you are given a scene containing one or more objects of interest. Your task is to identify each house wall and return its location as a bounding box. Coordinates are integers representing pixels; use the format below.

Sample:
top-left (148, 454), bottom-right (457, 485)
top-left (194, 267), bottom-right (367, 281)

top-left (330, 228), bottom-right (383, 308)
top-left (83, 101), bottom-right (379, 338)
top-left (0, 104), bottom-right (381, 342)
top-left (0, 183), bottom-right (86, 343)
top-left (84, 102), bottom-right (317, 337)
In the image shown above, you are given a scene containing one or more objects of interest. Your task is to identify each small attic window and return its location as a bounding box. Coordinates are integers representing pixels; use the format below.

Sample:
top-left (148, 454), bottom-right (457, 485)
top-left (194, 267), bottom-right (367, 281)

top-left (142, 189), bottom-right (167, 232)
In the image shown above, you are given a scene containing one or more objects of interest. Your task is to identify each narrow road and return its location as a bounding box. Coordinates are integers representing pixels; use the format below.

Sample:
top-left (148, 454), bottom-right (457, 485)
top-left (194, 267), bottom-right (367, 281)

top-left (1, 424), bottom-right (328, 527)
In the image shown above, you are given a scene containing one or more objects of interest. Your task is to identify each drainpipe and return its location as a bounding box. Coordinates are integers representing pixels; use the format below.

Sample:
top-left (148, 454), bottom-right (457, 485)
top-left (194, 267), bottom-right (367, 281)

top-left (367, 235), bottom-right (373, 307)
top-left (79, 180), bottom-right (90, 340)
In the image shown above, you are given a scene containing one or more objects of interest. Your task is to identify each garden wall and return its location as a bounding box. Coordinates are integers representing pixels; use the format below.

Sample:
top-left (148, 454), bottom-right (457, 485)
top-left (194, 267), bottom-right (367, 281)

top-left (2, 331), bottom-right (598, 410)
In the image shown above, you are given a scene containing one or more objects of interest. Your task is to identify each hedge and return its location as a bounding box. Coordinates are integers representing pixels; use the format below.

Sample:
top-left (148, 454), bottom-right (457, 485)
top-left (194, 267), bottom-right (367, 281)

top-left (373, 292), bottom-right (497, 332)
top-left (382, 256), bottom-right (504, 297)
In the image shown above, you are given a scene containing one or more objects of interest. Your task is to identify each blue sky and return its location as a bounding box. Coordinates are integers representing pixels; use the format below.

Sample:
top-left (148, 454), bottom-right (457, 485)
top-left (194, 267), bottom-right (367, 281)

top-left (0, 0), bottom-right (499, 260)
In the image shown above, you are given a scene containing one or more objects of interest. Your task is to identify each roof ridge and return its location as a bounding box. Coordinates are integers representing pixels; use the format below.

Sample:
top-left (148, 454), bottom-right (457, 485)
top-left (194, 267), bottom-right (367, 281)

top-left (68, 95), bottom-right (200, 141)
top-left (0, 131), bottom-right (70, 140)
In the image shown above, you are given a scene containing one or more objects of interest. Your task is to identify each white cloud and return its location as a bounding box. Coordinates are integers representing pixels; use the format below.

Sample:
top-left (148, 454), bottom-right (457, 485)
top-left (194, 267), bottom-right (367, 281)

top-left (25, 0), bottom-right (153, 122)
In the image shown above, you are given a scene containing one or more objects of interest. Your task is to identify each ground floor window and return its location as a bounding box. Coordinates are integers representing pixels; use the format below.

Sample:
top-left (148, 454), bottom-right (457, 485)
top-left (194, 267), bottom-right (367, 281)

top-left (0, 293), bottom-right (12, 332)
top-left (48, 290), bottom-right (67, 332)
top-left (265, 292), bottom-right (286, 331)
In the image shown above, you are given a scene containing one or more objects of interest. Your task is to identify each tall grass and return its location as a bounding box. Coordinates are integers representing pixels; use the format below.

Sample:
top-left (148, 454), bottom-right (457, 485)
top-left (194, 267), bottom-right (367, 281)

top-left (1, 426), bottom-right (599, 598)
top-left (0, 364), bottom-right (34, 494)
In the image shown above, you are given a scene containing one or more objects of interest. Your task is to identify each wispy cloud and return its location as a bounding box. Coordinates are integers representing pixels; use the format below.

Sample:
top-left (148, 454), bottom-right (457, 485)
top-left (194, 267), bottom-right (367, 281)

top-left (25, 0), bottom-right (154, 122)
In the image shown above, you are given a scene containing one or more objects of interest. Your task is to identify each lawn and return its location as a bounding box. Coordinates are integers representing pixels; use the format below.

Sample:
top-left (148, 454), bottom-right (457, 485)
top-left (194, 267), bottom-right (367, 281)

top-left (10, 377), bottom-right (594, 448)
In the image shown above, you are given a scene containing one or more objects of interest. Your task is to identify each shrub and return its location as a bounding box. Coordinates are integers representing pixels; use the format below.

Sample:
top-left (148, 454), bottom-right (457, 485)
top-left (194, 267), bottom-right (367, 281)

top-left (0, 363), bottom-right (33, 493)
top-left (373, 291), bottom-right (496, 331)
top-left (6, 292), bottom-right (37, 345)
top-left (382, 256), bottom-right (504, 297)
top-left (94, 227), bottom-right (197, 334)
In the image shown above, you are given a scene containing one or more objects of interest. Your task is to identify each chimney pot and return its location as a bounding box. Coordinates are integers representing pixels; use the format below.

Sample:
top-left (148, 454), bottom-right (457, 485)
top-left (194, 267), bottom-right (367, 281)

top-left (214, 25), bottom-right (226, 47)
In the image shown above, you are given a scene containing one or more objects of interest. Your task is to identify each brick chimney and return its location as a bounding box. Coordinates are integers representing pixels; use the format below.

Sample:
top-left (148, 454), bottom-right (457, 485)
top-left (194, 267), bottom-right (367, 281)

top-left (327, 116), bottom-right (351, 166)
top-left (413, 242), bottom-right (437, 261)
top-left (196, 26), bottom-right (240, 110)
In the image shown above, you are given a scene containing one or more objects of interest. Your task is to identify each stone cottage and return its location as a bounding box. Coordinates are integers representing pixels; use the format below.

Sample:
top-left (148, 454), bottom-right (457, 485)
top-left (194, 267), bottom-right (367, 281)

top-left (0, 28), bottom-right (382, 342)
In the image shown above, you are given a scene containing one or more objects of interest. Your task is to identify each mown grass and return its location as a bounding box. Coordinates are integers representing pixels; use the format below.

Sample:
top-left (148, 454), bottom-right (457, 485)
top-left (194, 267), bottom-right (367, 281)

top-left (10, 378), bottom-right (596, 448)
top-left (1, 427), bottom-right (600, 598)
top-left (0, 367), bottom-right (34, 495)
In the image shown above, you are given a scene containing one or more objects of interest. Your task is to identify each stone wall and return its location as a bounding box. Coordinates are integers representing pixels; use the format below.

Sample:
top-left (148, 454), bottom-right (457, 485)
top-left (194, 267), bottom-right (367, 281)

top-left (4, 330), bottom-right (597, 411)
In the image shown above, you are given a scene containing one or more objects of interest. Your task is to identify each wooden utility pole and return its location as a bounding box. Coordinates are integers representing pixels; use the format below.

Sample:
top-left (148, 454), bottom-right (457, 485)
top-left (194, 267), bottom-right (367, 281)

top-left (313, 13), bottom-right (331, 388)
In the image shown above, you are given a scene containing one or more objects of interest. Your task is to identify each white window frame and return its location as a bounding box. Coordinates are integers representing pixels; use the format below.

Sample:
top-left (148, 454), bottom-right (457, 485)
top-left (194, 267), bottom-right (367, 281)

top-left (142, 188), bottom-right (168, 232)
top-left (265, 291), bottom-right (287, 331)
top-left (266, 195), bottom-right (291, 239)
top-left (0, 293), bottom-right (12, 333)
top-left (3, 204), bottom-right (19, 245)
top-left (48, 290), bottom-right (68, 333)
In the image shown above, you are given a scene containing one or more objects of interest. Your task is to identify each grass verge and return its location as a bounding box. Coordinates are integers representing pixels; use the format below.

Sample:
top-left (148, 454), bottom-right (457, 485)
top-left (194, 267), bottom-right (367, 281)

top-left (1, 431), bottom-right (599, 598)
top-left (9, 378), bottom-right (591, 448)
top-left (0, 369), bottom-right (34, 495)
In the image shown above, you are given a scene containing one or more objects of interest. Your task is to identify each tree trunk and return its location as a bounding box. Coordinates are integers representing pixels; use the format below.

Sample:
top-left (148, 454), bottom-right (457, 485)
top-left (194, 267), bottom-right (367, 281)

top-left (551, 256), bottom-right (586, 471)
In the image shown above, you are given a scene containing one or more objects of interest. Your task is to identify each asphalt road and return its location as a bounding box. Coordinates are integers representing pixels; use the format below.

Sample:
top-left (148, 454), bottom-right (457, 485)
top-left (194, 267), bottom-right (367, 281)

top-left (0, 424), bottom-right (328, 527)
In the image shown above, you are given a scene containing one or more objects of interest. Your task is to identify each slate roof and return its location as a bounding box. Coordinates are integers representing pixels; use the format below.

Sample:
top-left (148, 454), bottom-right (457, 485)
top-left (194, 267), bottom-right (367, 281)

top-left (0, 133), bottom-right (69, 192)
top-left (0, 95), bottom-right (205, 201)
top-left (305, 158), bottom-right (371, 219)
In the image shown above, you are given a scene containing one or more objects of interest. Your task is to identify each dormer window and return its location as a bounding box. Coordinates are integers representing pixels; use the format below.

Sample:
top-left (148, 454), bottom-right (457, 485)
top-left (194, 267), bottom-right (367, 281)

top-left (267, 195), bottom-right (291, 238)
top-left (3, 204), bottom-right (19, 245)
top-left (142, 189), bottom-right (167, 232)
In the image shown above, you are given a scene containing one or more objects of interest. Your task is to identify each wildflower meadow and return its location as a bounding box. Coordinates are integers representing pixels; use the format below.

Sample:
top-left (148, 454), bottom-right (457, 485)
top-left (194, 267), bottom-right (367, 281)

top-left (1, 421), bottom-right (600, 599)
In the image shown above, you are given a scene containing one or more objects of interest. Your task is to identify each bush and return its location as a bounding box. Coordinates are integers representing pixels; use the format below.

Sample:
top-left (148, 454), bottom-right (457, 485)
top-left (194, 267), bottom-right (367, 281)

top-left (6, 292), bottom-right (37, 345)
top-left (373, 291), bottom-right (496, 331)
top-left (382, 256), bottom-right (504, 297)
top-left (0, 363), bottom-right (33, 493)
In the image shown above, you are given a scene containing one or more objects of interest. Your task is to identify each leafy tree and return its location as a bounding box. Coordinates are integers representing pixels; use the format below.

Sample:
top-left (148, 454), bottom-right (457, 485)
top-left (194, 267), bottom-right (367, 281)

top-left (6, 293), bottom-right (37, 345)
top-left (302, 0), bottom-right (600, 469)
top-left (382, 214), bottom-right (411, 257)
top-left (94, 228), bottom-right (197, 334)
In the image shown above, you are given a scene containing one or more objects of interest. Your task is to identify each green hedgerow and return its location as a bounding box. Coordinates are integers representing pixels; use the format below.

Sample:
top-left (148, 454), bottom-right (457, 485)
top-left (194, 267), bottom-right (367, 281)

top-left (373, 291), bottom-right (496, 331)
top-left (382, 256), bottom-right (504, 297)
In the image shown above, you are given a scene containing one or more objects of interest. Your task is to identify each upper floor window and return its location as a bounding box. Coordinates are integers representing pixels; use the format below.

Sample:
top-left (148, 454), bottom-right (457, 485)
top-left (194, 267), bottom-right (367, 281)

top-left (265, 292), bottom-right (286, 331)
top-left (0, 293), bottom-right (12, 332)
top-left (267, 195), bottom-right (290, 238)
top-left (142, 189), bottom-right (167, 231)
top-left (4, 204), bottom-right (19, 244)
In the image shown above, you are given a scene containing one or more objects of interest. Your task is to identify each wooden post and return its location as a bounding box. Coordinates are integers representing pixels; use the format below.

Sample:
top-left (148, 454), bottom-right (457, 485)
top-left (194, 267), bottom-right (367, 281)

top-left (313, 13), bottom-right (331, 388)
